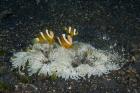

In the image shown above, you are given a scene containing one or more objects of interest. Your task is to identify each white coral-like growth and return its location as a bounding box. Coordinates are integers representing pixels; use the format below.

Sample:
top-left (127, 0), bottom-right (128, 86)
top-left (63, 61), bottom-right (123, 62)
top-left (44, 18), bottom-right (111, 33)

top-left (11, 42), bottom-right (125, 80)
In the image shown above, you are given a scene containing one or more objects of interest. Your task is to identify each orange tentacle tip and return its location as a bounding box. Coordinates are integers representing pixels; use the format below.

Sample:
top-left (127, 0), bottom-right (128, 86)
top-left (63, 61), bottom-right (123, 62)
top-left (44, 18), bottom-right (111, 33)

top-left (64, 26), bottom-right (78, 37)
top-left (57, 34), bottom-right (73, 48)
top-left (33, 29), bottom-right (55, 44)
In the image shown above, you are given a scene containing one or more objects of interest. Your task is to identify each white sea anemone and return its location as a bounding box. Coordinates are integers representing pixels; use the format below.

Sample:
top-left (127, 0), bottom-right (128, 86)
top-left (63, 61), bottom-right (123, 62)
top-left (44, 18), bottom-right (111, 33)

top-left (11, 42), bottom-right (125, 80)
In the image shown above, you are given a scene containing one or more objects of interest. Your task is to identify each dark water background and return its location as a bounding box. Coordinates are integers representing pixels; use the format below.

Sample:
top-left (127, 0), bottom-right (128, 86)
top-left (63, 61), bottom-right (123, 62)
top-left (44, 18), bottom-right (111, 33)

top-left (0, 0), bottom-right (140, 93)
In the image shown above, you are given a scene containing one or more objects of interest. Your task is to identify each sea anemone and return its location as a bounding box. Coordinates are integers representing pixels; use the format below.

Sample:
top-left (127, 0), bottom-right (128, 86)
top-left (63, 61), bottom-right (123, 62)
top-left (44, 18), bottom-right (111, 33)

top-left (11, 42), bottom-right (125, 80)
top-left (10, 27), bottom-right (126, 80)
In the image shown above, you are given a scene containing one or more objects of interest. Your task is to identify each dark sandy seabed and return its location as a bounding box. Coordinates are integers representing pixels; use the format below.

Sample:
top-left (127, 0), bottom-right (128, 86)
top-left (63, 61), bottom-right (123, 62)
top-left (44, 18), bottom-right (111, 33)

top-left (0, 0), bottom-right (140, 93)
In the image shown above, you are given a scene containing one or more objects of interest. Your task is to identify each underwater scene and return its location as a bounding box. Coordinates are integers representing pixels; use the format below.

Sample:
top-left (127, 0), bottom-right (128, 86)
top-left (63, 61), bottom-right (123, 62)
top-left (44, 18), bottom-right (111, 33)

top-left (0, 0), bottom-right (140, 93)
